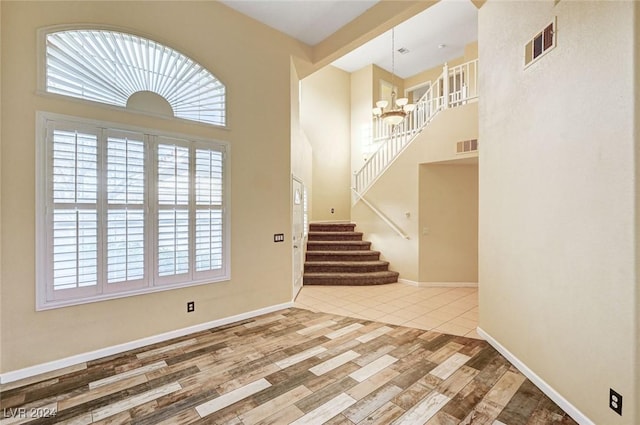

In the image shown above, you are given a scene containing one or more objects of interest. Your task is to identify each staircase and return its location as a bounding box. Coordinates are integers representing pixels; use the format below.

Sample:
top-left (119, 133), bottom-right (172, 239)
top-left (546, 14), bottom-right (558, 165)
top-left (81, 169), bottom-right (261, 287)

top-left (303, 222), bottom-right (399, 285)
top-left (355, 59), bottom-right (478, 195)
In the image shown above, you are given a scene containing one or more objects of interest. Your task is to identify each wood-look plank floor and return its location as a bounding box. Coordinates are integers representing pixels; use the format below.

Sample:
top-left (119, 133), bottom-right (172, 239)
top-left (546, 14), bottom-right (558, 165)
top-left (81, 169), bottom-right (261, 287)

top-left (0, 308), bottom-right (578, 425)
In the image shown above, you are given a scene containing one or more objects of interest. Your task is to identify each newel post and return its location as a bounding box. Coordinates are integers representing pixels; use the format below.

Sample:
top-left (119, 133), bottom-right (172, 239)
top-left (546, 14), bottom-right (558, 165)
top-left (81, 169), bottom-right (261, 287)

top-left (442, 62), bottom-right (449, 109)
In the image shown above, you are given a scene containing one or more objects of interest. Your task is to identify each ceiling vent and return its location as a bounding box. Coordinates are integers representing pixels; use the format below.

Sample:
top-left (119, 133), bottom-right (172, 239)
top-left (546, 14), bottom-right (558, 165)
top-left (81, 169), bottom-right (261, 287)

top-left (397, 47), bottom-right (410, 55)
top-left (456, 139), bottom-right (478, 154)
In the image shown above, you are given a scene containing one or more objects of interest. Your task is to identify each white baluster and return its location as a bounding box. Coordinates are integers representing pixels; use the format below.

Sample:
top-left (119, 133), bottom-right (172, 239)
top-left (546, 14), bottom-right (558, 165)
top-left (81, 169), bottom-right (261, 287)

top-left (443, 62), bottom-right (449, 109)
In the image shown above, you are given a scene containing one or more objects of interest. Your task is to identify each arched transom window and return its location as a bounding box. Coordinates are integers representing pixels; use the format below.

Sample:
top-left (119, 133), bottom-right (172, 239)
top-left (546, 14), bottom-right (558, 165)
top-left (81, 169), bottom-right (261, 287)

top-left (45, 30), bottom-right (226, 126)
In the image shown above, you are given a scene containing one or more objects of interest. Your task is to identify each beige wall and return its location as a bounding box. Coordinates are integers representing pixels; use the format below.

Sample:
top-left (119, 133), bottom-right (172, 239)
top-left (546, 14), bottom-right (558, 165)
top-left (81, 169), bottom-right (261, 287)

top-left (464, 41), bottom-right (478, 62)
top-left (350, 65), bottom-right (374, 173)
top-left (352, 103), bottom-right (478, 283)
top-left (479, 1), bottom-right (637, 424)
top-left (0, 1), bottom-right (311, 372)
top-left (419, 163), bottom-right (478, 283)
top-left (300, 66), bottom-right (351, 221)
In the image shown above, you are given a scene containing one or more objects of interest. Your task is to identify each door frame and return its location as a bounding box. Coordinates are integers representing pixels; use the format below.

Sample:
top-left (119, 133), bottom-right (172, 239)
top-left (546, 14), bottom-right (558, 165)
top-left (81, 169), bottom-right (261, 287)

top-left (292, 175), bottom-right (307, 300)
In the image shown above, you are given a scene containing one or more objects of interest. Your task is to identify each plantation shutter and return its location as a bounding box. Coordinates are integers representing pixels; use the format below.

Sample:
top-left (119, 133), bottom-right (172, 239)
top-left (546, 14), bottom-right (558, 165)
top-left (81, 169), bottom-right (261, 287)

top-left (38, 114), bottom-right (229, 309)
top-left (105, 130), bottom-right (147, 290)
top-left (45, 30), bottom-right (226, 126)
top-left (156, 139), bottom-right (191, 282)
top-left (48, 123), bottom-right (100, 300)
top-left (195, 148), bottom-right (224, 273)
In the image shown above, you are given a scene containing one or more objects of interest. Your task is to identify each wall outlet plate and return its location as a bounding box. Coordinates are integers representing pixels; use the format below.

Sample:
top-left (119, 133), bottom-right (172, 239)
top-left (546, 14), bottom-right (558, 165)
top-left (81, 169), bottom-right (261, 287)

top-left (609, 388), bottom-right (622, 415)
top-left (187, 301), bottom-right (195, 313)
top-left (274, 233), bottom-right (285, 242)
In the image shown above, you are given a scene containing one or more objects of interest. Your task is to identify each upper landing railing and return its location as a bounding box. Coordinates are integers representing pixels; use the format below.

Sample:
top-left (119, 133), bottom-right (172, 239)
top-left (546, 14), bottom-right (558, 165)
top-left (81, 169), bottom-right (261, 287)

top-left (354, 59), bottom-right (479, 195)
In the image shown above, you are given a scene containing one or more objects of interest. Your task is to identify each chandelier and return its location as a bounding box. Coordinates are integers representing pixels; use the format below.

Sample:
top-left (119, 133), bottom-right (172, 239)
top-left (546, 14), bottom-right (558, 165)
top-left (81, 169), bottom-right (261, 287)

top-left (372, 27), bottom-right (415, 126)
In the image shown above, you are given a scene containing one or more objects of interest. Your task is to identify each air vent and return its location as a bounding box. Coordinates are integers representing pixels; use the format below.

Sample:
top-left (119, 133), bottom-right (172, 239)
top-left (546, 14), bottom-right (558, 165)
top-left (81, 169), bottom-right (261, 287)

top-left (397, 47), bottom-right (410, 55)
top-left (525, 19), bottom-right (556, 67)
top-left (456, 139), bottom-right (478, 154)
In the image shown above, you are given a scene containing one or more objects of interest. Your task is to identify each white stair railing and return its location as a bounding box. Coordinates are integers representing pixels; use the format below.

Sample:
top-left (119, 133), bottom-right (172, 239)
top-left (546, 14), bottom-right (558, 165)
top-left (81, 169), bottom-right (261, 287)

top-left (354, 59), bottom-right (478, 196)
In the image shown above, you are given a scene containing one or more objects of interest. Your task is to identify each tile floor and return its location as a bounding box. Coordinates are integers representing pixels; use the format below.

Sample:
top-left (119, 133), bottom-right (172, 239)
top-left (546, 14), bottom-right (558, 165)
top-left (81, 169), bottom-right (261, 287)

top-left (294, 283), bottom-right (481, 339)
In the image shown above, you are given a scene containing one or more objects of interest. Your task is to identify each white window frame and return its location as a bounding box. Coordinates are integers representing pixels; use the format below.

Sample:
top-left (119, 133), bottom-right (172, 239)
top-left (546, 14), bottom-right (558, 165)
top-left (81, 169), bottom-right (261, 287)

top-left (36, 112), bottom-right (231, 310)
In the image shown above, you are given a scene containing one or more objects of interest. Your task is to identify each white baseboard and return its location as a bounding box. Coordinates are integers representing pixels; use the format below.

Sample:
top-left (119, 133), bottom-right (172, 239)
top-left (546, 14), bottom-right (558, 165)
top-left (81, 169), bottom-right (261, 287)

top-left (0, 302), bottom-right (294, 385)
top-left (476, 327), bottom-right (595, 425)
top-left (419, 281), bottom-right (478, 288)
top-left (398, 279), bottom-right (478, 288)
top-left (309, 220), bottom-right (351, 224)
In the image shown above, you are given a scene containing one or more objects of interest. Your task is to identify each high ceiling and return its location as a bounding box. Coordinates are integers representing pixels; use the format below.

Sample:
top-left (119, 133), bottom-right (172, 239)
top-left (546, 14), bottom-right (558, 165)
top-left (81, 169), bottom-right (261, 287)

top-left (332, 0), bottom-right (478, 78)
top-left (219, 0), bottom-right (380, 45)
top-left (219, 0), bottom-right (478, 78)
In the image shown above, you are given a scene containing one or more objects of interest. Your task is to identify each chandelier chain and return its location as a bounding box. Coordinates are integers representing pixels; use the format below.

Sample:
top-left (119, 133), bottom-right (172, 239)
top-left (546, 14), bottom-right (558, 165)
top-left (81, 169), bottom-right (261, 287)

top-left (391, 28), bottom-right (395, 98)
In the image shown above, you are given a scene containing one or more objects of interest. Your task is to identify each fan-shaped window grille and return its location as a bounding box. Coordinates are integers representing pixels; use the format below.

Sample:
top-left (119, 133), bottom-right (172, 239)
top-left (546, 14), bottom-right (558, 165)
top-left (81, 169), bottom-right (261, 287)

top-left (45, 30), bottom-right (226, 126)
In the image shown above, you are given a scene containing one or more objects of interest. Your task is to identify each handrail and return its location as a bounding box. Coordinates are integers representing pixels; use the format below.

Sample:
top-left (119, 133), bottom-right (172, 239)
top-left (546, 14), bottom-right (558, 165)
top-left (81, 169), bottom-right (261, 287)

top-left (355, 59), bottom-right (478, 196)
top-left (351, 188), bottom-right (410, 240)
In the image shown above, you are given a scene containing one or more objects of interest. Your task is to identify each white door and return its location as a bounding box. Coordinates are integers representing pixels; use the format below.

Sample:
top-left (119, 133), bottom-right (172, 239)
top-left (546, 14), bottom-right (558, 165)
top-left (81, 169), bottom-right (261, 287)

top-left (292, 177), bottom-right (305, 299)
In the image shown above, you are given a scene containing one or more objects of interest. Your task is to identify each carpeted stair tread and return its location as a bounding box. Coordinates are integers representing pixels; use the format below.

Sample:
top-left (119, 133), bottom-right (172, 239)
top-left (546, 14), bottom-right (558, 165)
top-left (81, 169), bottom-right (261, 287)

top-left (304, 260), bottom-right (390, 273)
top-left (305, 250), bottom-right (381, 262)
top-left (306, 240), bottom-right (372, 251)
top-left (305, 260), bottom-right (388, 266)
top-left (308, 231), bottom-right (363, 241)
top-left (303, 271), bottom-right (400, 286)
top-left (309, 223), bottom-right (356, 232)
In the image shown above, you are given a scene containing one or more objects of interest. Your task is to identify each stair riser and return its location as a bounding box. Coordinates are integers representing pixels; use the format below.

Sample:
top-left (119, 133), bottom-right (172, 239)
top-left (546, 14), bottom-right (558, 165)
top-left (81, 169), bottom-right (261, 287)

top-left (308, 233), bottom-right (363, 241)
top-left (303, 273), bottom-right (399, 286)
top-left (305, 253), bottom-right (380, 262)
top-left (307, 243), bottom-right (371, 251)
top-left (309, 224), bottom-right (356, 232)
top-left (304, 264), bottom-right (389, 273)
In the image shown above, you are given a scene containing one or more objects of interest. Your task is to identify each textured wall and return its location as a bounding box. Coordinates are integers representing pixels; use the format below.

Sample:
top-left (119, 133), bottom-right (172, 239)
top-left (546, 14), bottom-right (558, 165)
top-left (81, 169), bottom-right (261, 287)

top-left (478, 1), bottom-right (637, 424)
